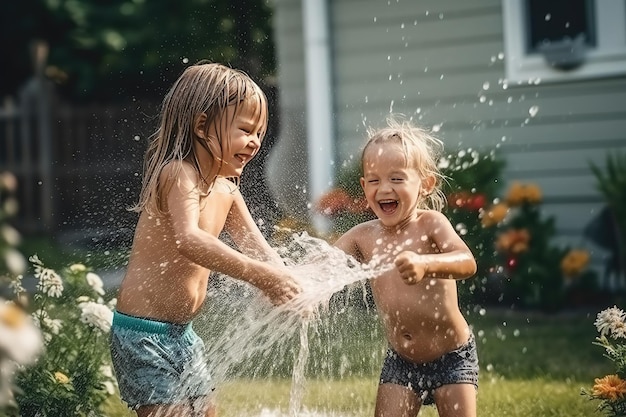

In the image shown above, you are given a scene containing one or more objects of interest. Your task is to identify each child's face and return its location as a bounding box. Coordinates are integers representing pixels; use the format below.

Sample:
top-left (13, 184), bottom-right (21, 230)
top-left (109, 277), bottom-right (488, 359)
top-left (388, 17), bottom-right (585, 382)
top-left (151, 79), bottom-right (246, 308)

top-left (214, 100), bottom-right (266, 178)
top-left (360, 142), bottom-right (432, 227)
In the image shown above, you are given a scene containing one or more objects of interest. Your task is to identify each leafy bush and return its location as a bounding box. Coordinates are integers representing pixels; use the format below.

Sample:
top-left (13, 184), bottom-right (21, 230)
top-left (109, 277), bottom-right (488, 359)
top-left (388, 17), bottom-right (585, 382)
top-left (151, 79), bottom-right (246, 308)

top-left (2, 257), bottom-right (116, 417)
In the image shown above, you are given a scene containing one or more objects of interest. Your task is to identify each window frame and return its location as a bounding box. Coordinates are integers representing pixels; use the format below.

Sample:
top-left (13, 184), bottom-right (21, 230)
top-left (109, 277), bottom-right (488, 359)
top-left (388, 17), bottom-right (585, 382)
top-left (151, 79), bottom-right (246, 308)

top-left (502, 0), bottom-right (626, 84)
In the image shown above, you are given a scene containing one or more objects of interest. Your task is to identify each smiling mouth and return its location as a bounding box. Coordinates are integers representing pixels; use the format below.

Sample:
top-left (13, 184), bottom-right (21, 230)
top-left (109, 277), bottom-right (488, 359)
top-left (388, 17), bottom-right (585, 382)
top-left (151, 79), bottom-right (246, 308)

top-left (378, 199), bottom-right (398, 213)
top-left (235, 154), bottom-right (249, 165)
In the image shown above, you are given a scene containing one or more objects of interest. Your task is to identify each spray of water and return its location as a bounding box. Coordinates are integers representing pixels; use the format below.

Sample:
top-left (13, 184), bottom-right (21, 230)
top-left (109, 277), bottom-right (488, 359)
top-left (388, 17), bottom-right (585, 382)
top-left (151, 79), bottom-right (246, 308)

top-left (181, 231), bottom-right (391, 416)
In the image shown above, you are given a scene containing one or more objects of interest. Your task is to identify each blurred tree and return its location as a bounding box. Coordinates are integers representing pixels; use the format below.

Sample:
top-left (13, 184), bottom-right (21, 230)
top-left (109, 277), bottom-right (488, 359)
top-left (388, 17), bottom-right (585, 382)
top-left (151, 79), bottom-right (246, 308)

top-left (0, 0), bottom-right (276, 102)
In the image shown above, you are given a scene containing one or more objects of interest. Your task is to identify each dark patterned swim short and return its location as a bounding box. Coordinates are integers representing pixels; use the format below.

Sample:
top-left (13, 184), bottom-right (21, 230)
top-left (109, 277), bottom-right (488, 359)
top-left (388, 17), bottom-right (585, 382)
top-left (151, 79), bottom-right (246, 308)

top-left (379, 333), bottom-right (479, 405)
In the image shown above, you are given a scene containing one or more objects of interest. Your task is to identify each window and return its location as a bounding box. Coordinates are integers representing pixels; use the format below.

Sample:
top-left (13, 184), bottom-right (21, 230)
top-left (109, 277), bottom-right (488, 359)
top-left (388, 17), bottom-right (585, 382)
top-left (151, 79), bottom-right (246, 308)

top-left (502, 0), bottom-right (626, 84)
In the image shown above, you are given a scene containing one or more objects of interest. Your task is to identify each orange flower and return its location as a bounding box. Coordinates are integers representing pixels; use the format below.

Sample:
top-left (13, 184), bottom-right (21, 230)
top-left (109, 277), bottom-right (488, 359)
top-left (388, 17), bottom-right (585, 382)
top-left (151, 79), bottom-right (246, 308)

top-left (592, 374), bottom-right (626, 401)
top-left (495, 229), bottom-right (530, 254)
top-left (316, 188), bottom-right (354, 216)
top-left (480, 203), bottom-right (509, 227)
top-left (505, 181), bottom-right (542, 206)
top-left (561, 249), bottom-right (590, 279)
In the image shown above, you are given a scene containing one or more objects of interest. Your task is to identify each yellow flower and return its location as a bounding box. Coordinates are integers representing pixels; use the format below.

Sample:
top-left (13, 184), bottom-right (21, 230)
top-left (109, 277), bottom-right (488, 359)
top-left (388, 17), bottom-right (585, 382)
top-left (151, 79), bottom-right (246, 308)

top-left (592, 374), bottom-right (626, 401)
top-left (561, 249), bottom-right (591, 279)
top-left (69, 263), bottom-right (87, 273)
top-left (0, 302), bottom-right (26, 329)
top-left (480, 203), bottom-right (509, 227)
top-left (505, 181), bottom-right (542, 206)
top-left (54, 371), bottom-right (70, 384)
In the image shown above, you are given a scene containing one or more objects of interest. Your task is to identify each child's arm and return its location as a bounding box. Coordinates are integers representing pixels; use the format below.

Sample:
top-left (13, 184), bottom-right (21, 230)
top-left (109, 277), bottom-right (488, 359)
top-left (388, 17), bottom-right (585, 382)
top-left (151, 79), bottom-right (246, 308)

top-left (333, 226), bottom-right (364, 263)
top-left (163, 163), bottom-right (300, 304)
top-left (224, 189), bottom-right (283, 265)
top-left (395, 211), bottom-right (477, 284)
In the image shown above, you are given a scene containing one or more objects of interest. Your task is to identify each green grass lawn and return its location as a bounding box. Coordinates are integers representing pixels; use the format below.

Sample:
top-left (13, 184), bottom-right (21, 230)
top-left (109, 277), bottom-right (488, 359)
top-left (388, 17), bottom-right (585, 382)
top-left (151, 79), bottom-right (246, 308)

top-left (103, 306), bottom-right (612, 417)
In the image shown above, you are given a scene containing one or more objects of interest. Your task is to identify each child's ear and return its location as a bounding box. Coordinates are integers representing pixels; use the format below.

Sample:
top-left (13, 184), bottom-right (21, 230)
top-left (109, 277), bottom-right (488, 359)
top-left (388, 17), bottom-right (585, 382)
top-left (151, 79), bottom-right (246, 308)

top-left (194, 113), bottom-right (208, 139)
top-left (360, 177), bottom-right (366, 190)
top-left (422, 175), bottom-right (437, 195)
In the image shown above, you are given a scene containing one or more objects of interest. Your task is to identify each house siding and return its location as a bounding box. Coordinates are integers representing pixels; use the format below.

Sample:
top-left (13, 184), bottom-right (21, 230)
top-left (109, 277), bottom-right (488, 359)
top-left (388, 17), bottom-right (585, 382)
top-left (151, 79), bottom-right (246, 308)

top-left (270, 0), bottom-right (626, 251)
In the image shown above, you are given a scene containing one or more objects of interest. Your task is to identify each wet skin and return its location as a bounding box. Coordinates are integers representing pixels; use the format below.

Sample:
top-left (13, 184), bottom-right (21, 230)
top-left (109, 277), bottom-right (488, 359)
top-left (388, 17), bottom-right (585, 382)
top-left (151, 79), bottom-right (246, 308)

top-left (116, 104), bottom-right (301, 324)
top-left (334, 142), bottom-right (477, 363)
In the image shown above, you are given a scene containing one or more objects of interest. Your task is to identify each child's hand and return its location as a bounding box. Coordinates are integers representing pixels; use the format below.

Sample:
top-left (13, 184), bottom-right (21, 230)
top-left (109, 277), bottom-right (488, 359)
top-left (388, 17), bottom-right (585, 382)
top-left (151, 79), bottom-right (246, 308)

top-left (394, 251), bottom-right (427, 285)
top-left (257, 266), bottom-right (302, 306)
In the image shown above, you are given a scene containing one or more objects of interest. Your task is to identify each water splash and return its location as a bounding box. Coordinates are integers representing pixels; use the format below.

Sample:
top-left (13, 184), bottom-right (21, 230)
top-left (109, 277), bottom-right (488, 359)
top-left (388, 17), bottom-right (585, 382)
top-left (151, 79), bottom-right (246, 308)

top-left (184, 232), bottom-right (390, 416)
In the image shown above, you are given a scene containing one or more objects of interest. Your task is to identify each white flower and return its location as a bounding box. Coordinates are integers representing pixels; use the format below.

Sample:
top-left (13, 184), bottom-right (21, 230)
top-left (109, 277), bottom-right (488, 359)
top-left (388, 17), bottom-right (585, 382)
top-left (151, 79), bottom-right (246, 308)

top-left (0, 301), bottom-right (43, 365)
top-left (86, 272), bottom-right (105, 296)
top-left (594, 306), bottom-right (626, 338)
top-left (9, 274), bottom-right (25, 295)
top-left (31, 256), bottom-right (63, 298)
top-left (76, 296), bottom-right (91, 303)
top-left (43, 316), bottom-right (63, 335)
top-left (78, 301), bottom-right (113, 333)
top-left (100, 365), bottom-right (117, 394)
top-left (1, 225), bottom-right (21, 246)
top-left (3, 197), bottom-right (19, 217)
top-left (4, 248), bottom-right (26, 275)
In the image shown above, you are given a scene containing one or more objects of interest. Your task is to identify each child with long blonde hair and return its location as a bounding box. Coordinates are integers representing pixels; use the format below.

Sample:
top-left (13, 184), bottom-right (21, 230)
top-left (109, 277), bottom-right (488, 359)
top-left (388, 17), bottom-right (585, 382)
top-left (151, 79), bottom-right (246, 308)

top-left (110, 61), bottom-right (301, 417)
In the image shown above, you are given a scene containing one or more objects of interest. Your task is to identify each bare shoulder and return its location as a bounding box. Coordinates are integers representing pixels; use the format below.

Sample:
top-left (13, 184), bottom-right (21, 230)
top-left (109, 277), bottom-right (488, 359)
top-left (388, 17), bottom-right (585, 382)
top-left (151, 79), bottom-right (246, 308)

top-left (418, 209), bottom-right (451, 224)
top-left (334, 219), bottom-right (379, 260)
top-left (159, 160), bottom-right (197, 183)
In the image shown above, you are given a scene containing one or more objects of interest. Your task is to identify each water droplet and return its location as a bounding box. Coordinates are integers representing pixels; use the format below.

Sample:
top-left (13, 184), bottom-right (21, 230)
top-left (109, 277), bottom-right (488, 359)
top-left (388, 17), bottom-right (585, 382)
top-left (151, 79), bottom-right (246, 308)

top-left (528, 106), bottom-right (540, 117)
top-left (482, 82), bottom-right (490, 90)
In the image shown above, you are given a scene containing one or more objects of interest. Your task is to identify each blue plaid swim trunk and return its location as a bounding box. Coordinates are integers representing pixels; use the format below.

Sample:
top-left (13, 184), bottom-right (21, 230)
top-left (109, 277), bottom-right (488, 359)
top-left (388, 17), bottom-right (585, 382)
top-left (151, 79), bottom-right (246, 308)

top-left (109, 311), bottom-right (213, 409)
top-left (379, 333), bottom-right (479, 405)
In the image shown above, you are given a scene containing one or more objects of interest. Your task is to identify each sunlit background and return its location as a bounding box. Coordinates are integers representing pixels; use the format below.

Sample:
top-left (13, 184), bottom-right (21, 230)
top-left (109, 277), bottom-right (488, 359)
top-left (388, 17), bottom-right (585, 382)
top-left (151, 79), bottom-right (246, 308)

top-left (1, 0), bottom-right (626, 416)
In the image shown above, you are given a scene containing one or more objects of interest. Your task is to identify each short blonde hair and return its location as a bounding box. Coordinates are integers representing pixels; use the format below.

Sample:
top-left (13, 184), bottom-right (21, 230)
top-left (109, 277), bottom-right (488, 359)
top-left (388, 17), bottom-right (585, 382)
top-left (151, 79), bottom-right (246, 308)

top-left (363, 116), bottom-right (446, 211)
top-left (134, 61), bottom-right (268, 215)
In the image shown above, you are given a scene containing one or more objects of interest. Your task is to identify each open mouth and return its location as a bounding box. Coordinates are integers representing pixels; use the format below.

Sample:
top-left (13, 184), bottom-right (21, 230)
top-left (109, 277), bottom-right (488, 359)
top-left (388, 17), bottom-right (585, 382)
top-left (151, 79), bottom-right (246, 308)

top-left (234, 154), bottom-right (248, 165)
top-left (378, 199), bottom-right (398, 214)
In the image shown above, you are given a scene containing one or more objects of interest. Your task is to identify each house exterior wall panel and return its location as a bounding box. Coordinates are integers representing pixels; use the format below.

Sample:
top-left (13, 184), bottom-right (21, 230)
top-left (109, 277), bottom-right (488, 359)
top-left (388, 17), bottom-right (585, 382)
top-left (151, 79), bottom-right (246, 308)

top-left (271, 0), bottom-right (626, 252)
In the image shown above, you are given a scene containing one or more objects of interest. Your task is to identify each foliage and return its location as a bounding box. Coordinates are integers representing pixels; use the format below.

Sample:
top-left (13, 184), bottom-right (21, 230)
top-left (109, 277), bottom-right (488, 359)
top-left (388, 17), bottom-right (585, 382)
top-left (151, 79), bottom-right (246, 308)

top-left (2, 256), bottom-right (116, 417)
top-left (583, 306), bottom-right (626, 416)
top-left (590, 152), bottom-right (626, 286)
top-left (438, 148), bottom-right (506, 304)
top-left (486, 182), bottom-right (597, 310)
top-left (0, 0), bottom-right (277, 102)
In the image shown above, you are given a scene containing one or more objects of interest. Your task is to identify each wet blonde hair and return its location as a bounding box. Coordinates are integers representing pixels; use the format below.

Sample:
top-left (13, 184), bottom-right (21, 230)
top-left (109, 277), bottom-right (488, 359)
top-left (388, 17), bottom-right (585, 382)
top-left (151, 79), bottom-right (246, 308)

top-left (133, 61), bottom-right (268, 215)
top-left (362, 116), bottom-right (447, 211)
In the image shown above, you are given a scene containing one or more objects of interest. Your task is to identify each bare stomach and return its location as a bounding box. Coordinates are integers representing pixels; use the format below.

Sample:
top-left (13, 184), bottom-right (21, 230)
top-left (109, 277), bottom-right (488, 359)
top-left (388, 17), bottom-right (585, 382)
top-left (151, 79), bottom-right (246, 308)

top-left (380, 308), bottom-right (471, 364)
top-left (116, 268), bottom-right (210, 324)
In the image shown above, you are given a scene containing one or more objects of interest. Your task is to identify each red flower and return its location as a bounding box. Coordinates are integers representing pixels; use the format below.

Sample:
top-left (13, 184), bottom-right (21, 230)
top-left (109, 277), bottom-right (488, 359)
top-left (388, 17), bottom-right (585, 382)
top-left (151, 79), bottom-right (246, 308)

top-left (447, 191), bottom-right (486, 211)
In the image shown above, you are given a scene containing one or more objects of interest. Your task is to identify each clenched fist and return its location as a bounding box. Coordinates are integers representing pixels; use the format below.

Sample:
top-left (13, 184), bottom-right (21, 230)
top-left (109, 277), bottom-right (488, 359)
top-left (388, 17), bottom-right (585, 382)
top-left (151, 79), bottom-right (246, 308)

top-left (394, 251), bottom-right (428, 285)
